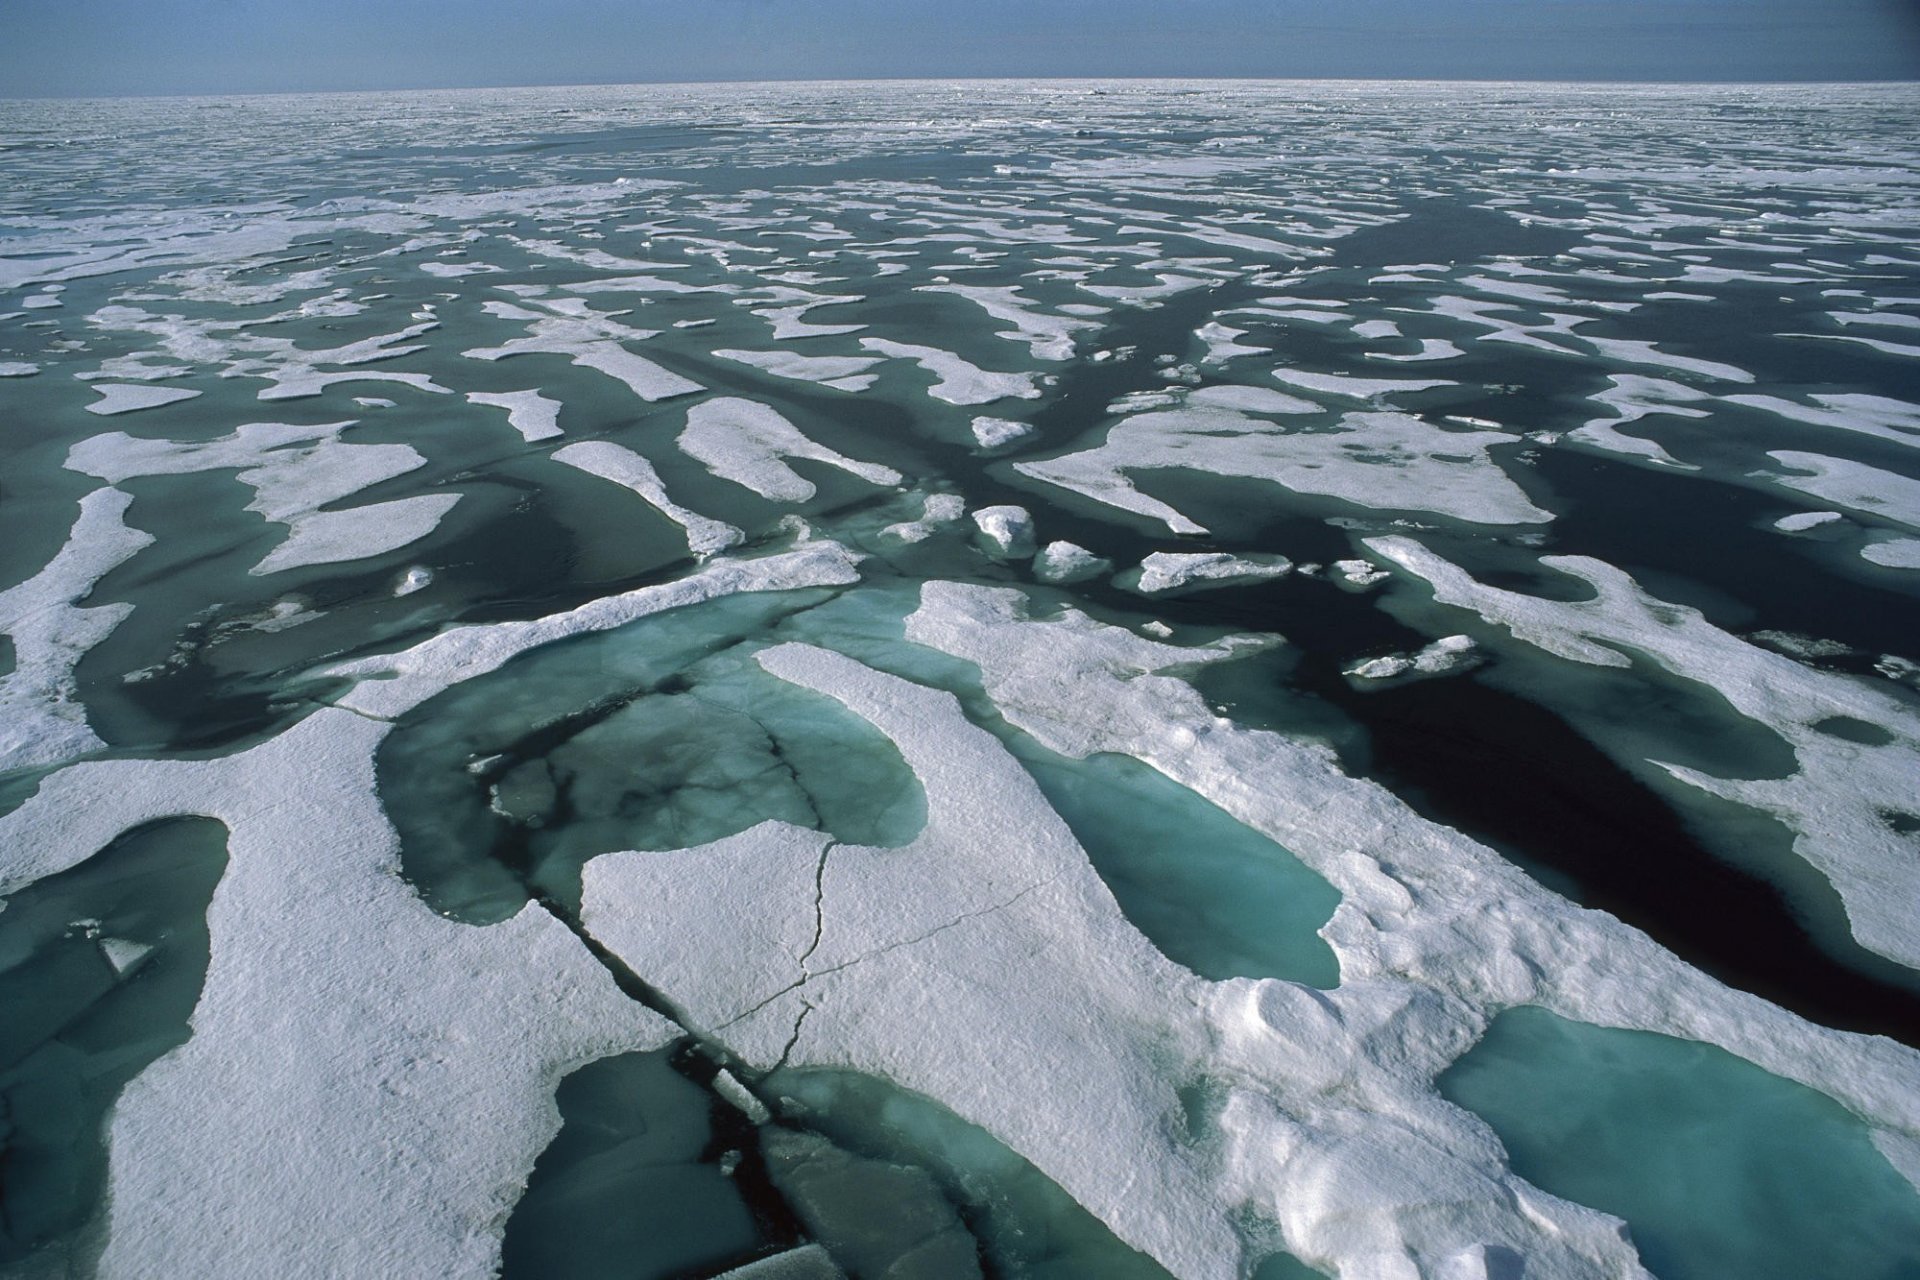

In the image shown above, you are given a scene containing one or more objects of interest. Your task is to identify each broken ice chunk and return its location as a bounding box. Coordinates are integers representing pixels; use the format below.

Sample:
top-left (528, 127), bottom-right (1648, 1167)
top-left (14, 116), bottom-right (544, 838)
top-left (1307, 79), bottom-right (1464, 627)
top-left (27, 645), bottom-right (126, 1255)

top-left (1033, 541), bottom-right (1112, 584)
top-left (971, 505), bottom-right (1037, 559)
top-left (1121, 552), bottom-right (1292, 596)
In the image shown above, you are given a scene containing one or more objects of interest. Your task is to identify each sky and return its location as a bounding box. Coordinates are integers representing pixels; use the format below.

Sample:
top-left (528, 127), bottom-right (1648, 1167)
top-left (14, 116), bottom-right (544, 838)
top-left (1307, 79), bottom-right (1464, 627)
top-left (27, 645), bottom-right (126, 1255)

top-left (1, 0), bottom-right (1917, 98)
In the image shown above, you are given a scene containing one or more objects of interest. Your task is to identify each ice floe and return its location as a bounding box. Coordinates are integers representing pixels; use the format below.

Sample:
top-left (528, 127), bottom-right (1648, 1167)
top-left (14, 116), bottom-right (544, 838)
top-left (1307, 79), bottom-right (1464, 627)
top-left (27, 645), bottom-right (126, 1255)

top-left (1033, 540), bottom-right (1111, 584)
top-left (857, 337), bottom-right (1039, 405)
top-left (1121, 551), bottom-right (1292, 596)
top-left (0, 488), bottom-right (153, 773)
top-left (970, 505), bottom-right (1037, 559)
top-left (1767, 452), bottom-right (1920, 532)
top-left (715, 348), bottom-right (884, 394)
top-left (467, 389), bottom-right (564, 442)
top-left (969, 415), bottom-right (1036, 451)
top-left (553, 440), bottom-right (743, 555)
top-left (464, 299), bottom-right (701, 403)
top-left (67, 421), bottom-right (460, 576)
top-left (677, 398), bottom-right (901, 503)
top-left (1017, 406), bottom-right (1550, 535)
top-left (1271, 369), bottom-right (1455, 401)
top-left (1346, 635), bottom-right (1481, 682)
top-left (85, 383), bottom-right (202, 416)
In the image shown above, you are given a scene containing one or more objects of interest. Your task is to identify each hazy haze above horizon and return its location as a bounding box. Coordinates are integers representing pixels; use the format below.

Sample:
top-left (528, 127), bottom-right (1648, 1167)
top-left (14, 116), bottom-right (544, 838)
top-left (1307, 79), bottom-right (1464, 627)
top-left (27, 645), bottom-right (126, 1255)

top-left (2, 0), bottom-right (1917, 99)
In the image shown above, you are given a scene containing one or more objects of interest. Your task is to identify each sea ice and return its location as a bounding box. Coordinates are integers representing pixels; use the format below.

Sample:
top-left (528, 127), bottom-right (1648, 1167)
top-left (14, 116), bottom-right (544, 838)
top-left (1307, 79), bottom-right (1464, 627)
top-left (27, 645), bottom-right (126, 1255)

top-left (1767, 452), bottom-right (1920, 532)
top-left (467, 389), bottom-right (564, 442)
top-left (857, 337), bottom-right (1038, 404)
top-left (464, 299), bottom-right (702, 403)
top-left (714, 348), bottom-right (884, 394)
top-left (85, 383), bottom-right (202, 416)
top-left (1773, 511), bottom-right (1845, 533)
top-left (677, 398), bottom-right (901, 503)
top-left (1017, 406), bottom-right (1551, 535)
top-left (0, 488), bottom-right (153, 774)
top-left (970, 505), bottom-right (1037, 559)
top-left (1033, 541), bottom-right (1111, 584)
top-left (553, 440), bottom-right (743, 555)
top-left (67, 421), bottom-right (460, 576)
top-left (1121, 551), bottom-right (1292, 596)
top-left (1862, 538), bottom-right (1920, 569)
top-left (1368, 536), bottom-right (1920, 970)
top-left (1271, 369), bottom-right (1455, 400)
top-left (969, 416), bottom-right (1035, 451)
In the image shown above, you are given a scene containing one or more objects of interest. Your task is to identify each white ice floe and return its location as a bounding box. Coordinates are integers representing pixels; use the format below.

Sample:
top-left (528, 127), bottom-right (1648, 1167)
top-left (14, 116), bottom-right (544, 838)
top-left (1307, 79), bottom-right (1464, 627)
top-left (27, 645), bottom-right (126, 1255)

top-left (0, 361), bottom-right (40, 377)
top-left (1331, 558), bottom-right (1391, 589)
top-left (1271, 369), bottom-right (1455, 401)
top-left (393, 565), bottom-right (434, 597)
top-left (677, 397), bottom-right (901, 503)
top-left (465, 299), bottom-right (701, 403)
top-left (1567, 375), bottom-right (1708, 469)
top-left (1768, 452), bottom-right (1920, 532)
top-left (85, 383), bottom-right (202, 416)
top-left (1724, 393), bottom-right (1920, 450)
top-left (467, 389), bottom-right (564, 442)
top-left (880, 493), bottom-right (966, 545)
top-left (67, 421), bottom-right (460, 576)
top-left (553, 440), bottom-right (743, 555)
top-left (1081, 272), bottom-right (1211, 304)
top-left (970, 504), bottom-right (1037, 559)
top-left (0, 488), bottom-right (154, 774)
top-left (969, 415), bottom-right (1036, 451)
top-left (714, 348), bottom-right (884, 394)
top-left (1346, 635), bottom-right (1480, 682)
top-left (1121, 551), bottom-right (1292, 596)
top-left (917, 283), bottom-right (1099, 361)
top-left (1367, 535), bottom-right (1920, 970)
top-left (1185, 384), bottom-right (1320, 415)
top-left (1578, 336), bottom-right (1754, 384)
top-left (1863, 538), bottom-right (1920, 569)
top-left (1774, 511), bottom-right (1845, 533)
top-left (1017, 406), bottom-right (1550, 536)
top-left (1033, 540), bottom-right (1111, 584)
top-left (857, 337), bottom-right (1038, 405)
top-left (580, 591), bottom-right (1920, 1280)
top-left (1195, 321), bottom-right (1265, 365)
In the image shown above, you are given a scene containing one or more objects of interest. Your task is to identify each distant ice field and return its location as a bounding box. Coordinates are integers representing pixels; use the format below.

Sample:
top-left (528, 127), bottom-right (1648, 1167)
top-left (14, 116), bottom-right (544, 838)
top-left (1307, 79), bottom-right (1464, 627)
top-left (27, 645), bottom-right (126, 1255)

top-left (2, 79), bottom-right (1919, 1280)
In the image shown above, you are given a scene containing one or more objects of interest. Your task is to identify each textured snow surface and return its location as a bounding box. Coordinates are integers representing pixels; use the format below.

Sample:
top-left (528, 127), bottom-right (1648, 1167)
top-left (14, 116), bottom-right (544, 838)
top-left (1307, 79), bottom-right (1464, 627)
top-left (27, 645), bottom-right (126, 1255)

top-left (0, 713), bottom-right (671, 1279)
top-left (553, 439), bottom-right (744, 555)
top-left (579, 587), bottom-right (1920, 1280)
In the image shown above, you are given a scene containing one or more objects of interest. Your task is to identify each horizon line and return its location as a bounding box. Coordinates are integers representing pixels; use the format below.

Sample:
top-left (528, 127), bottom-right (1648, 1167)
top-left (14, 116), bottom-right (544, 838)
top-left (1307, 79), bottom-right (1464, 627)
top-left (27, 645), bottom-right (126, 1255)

top-left (7, 72), bottom-right (1920, 106)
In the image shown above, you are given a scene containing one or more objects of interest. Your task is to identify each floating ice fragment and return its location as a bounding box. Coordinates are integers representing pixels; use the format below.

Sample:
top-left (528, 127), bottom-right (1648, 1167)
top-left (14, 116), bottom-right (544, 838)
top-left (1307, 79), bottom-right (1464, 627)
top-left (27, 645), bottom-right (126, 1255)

top-left (880, 493), bottom-right (966, 545)
top-left (468, 389), bottom-right (564, 442)
top-left (970, 416), bottom-right (1035, 451)
top-left (1272, 369), bottom-right (1455, 400)
top-left (678, 398), bottom-right (901, 503)
top-left (1033, 540), bottom-right (1111, 584)
top-left (1774, 511), bottom-right (1845, 533)
top-left (393, 565), bottom-right (434, 597)
top-left (1332, 558), bottom-right (1391, 589)
top-left (1346, 635), bottom-right (1480, 683)
top-left (85, 383), bottom-right (202, 415)
top-left (1018, 407), bottom-right (1550, 535)
top-left (1122, 552), bottom-right (1292, 596)
top-left (1862, 538), bottom-right (1920, 569)
top-left (971, 505), bottom-right (1037, 559)
top-left (554, 439), bottom-right (743, 555)
top-left (0, 361), bottom-right (39, 376)
top-left (858, 337), bottom-right (1038, 404)
top-left (714, 348), bottom-right (883, 394)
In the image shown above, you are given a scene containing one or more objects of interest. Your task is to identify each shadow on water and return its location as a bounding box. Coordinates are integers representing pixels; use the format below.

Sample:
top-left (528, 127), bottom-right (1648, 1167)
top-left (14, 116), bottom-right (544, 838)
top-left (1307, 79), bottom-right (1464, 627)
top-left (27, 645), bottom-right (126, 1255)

top-left (0, 817), bottom-right (228, 1272)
